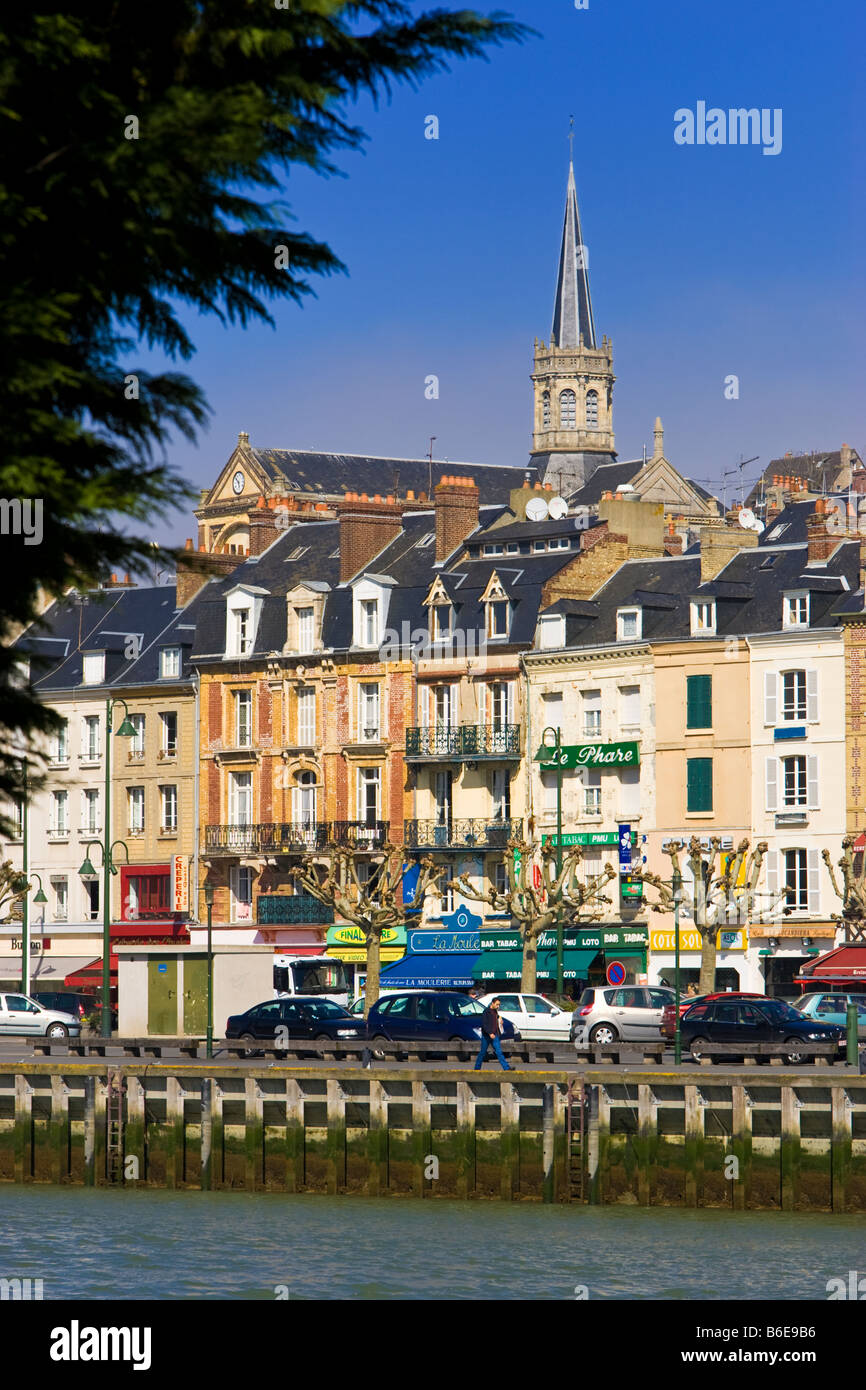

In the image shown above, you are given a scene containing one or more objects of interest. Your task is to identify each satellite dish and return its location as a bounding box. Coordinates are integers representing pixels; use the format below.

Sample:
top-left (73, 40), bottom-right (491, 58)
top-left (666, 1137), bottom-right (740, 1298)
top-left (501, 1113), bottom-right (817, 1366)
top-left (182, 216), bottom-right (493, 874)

top-left (548, 496), bottom-right (568, 520)
top-left (618, 483), bottom-right (635, 493)
top-left (738, 508), bottom-right (757, 530)
top-left (754, 520), bottom-right (765, 534)
top-left (526, 496), bottom-right (550, 523)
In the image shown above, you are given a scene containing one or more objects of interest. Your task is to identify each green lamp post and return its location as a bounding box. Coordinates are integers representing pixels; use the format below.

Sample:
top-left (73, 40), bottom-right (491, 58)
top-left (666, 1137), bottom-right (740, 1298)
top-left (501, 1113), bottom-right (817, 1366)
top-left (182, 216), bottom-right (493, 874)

top-left (672, 867), bottom-right (684, 1065)
top-left (204, 881), bottom-right (215, 1059)
top-left (540, 726), bottom-right (565, 995)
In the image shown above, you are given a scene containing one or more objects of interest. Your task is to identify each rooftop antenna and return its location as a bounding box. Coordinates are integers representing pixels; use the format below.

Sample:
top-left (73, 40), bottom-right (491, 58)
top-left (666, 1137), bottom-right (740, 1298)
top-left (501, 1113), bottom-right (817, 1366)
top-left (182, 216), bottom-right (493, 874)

top-left (642, 442), bottom-right (647, 468)
top-left (428, 437), bottom-right (437, 499)
top-left (722, 453), bottom-right (759, 509)
top-left (568, 114), bottom-right (575, 163)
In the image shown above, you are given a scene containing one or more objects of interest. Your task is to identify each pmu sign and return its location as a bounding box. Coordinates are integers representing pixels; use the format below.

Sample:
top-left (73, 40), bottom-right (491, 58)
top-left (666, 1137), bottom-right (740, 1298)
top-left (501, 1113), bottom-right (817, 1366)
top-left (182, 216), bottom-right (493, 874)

top-left (536, 740), bottom-right (640, 770)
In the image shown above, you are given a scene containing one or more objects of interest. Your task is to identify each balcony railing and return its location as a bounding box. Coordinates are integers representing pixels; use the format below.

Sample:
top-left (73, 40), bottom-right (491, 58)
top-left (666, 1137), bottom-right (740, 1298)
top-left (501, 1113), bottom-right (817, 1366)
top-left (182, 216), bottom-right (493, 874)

top-left (204, 822), bottom-right (330, 855)
top-left (331, 820), bottom-right (389, 850)
top-left (403, 818), bottom-right (522, 851)
top-left (405, 724), bottom-right (521, 760)
top-left (257, 894), bottom-right (335, 925)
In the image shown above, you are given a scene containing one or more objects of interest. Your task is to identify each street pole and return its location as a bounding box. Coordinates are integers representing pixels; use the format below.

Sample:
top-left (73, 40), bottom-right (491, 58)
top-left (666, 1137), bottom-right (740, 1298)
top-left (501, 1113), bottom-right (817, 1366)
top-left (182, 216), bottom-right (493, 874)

top-left (21, 761), bottom-right (30, 996)
top-left (102, 699), bottom-right (113, 1038)
top-left (556, 725), bottom-right (564, 996)
top-left (673, 869), bottom-right (683, 1066)
top-left (205, 883), bottom-right (214, 1059)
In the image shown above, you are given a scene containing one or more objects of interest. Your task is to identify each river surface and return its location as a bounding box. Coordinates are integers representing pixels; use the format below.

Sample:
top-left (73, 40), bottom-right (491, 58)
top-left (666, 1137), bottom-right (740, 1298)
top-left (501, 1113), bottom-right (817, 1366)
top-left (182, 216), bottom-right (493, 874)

top-left (3, 1188), bottom-right (866, 1300)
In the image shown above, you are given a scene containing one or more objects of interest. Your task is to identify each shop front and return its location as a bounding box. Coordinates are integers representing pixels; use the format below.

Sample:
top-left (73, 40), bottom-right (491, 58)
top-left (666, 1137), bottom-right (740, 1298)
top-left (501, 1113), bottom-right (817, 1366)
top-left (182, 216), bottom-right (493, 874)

top-left (750, 924), bottom-right (836, 999)
top-left (379, 912), bottom-right (483, 990)
top-left (793, 939), bottom-right (866, 993)
top-left (649, 926), bottom-right (750, 993)
top-left (473, 923), bottom-right (648, 994)
top-left (325, 923), bottom-right (407, 998)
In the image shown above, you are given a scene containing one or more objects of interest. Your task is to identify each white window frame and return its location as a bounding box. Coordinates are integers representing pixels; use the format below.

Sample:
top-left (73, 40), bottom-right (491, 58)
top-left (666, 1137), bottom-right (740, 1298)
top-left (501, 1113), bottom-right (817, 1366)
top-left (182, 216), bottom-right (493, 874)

top-left (539, 615), bottom-right (565, 650)
top-left (160, 647), bottom-right (181, 678)
top-left (358, 683), bottom-right (381, 742)
top-left (361, 599), bottom-right (379, 647)
top-left (128, 786), bottom-right (145, 835)
top-left (297, 687), bottom-right (315, 746)
top-left (234, 689), bottom-right (252, 748)
top-left (296, 606), bottom-right (315, 654)
top-left (783, 591), bottom-right (810, 629)
top-left (52, 876), bottom-right (68, 922)
top-left (230, 865), bottom-right (254, 923)
top-left (160, 710), bottom-right (177, 755)
top-left (357, 767), bottom-right (381, 825)
top-left (486, 599), bottom-right (510, 640)
top-left (82, 652), bottom-right (105, 685)
top-left (82, 788), bottom-right (100, 835)
top-left (582, 689), bottom-right (602, 737)
top-left (618, 684), bottom-right (641, 732)
top-left (229, 770), bottom-right (252, 826)
top-left (432, 603), bottom-right (452, 642)
top-left (129, 713), bottom-right (146, 756)
top-left (50, 789), bottom-right (69, 835)
top-left (51, 720), bottom-right (69, 764)
top-left (690, 600), bottom-right (716, 636)
top-left (161, 784), bottom-right (178, 833)
top-left (82, 715), bottom-right (100, 761)
top-left (616, 608), bottom-right (642, 642)
top-left (584, 770), bottom-right (602, 816)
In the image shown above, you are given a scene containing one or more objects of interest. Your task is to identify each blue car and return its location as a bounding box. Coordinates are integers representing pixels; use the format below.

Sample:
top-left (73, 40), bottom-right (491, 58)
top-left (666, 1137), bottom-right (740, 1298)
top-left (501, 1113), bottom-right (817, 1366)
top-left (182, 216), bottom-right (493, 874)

top-left (365, 990), bottom-right (520, 1046)
top-left (794, 992), bottom-right (866, 1038)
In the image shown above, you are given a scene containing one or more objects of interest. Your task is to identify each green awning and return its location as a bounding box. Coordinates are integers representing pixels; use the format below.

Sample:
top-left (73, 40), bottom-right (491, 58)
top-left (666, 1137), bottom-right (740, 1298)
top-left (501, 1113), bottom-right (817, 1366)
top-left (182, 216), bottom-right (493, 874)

top-left (472, 947), bottom-right (600, 983)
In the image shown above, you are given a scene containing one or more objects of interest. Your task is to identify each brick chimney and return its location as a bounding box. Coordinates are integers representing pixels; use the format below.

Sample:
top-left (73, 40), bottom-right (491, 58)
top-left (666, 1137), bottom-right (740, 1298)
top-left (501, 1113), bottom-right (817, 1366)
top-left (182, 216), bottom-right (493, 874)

top-left (176, 538), bottom-right (248, 606)
top-left (805, 498), bottom-right (839, 565)
top-left (664, 519), bottom-right (685, 556)
top-left (249, 495), bottom-right (282, 557)
top-left (699, 525), bottom-right (757, 583)
top-left (435, 475), bottom-right (479, 561)
top-left (541, 524), bottom-right (630, 605)
top-left (339, 492), bottom-right (404, 581)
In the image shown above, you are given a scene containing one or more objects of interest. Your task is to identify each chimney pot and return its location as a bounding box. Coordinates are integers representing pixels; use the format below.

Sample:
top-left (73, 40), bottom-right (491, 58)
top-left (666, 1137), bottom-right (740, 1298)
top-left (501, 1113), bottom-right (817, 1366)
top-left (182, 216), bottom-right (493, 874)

top-left (407, 489), bottom-right (415, 501)
top-left (185, 538), bottom-right (193, 550)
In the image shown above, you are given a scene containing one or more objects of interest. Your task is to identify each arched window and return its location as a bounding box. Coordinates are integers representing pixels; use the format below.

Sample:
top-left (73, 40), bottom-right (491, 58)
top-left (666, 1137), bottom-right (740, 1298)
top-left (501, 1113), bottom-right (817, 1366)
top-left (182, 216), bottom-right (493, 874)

top-left (560, 390), bottom-right (576, 429)
top-left (585, 390), bottom-right (598, 427)
top-left (542, 391), bottom-right (551, 428)
top-left (292, 770), bottom-right (317, 831)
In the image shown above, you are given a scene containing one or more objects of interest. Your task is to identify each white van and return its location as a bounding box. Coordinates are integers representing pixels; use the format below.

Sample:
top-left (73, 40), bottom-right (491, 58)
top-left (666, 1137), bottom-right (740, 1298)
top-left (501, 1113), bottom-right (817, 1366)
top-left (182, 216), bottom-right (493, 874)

top-left (273, 955), bottom-right (350, 1007)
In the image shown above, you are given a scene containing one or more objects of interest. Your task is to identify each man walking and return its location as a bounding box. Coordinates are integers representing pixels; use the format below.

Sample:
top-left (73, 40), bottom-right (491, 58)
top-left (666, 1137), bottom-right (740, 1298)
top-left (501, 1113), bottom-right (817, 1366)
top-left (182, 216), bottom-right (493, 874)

top-left (474, 996), bottom-right (512, 1071)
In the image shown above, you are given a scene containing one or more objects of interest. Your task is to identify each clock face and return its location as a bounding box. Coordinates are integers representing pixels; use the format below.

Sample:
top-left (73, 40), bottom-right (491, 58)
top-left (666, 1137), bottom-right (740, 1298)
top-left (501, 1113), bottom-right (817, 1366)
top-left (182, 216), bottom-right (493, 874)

top-left (232, 471), bottom-right (245, 495)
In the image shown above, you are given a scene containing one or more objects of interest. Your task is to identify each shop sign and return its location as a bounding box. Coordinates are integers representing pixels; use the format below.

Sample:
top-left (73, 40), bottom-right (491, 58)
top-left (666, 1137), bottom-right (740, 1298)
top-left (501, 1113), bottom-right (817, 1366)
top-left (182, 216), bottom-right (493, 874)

top-left (543, 831), bottom-right (620, 847)
top-left (326, 924), bottom-right (406, 949)
top-left (327, 948), bottom-right (403, 963)
top-left (536, 740), bottom-right (640, 770)
top-left (649, 928), bottom-right (747, 953)
top-left (11, 939), bottom-right (51, 952)
top-left (407, 930), bottom-right (481, 954)
top-left (172, 855), bottom-right (189, 913)
top-left (481, 924), bottom-right (648, 952)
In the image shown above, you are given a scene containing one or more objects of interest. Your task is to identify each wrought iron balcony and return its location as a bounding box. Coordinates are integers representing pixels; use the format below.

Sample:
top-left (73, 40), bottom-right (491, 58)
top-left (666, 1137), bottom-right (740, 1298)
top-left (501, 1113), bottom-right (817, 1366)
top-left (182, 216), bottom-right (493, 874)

top-left (257, 893), bottom-right (334, 925)
top-left (330, 820), bottom-right (389, 850)
top-left (405, 723), bottom-right (521, 761)
top-left (403, 818), bottom-right (522, 851)
top-left (204, 822), bottom-right (330, 855)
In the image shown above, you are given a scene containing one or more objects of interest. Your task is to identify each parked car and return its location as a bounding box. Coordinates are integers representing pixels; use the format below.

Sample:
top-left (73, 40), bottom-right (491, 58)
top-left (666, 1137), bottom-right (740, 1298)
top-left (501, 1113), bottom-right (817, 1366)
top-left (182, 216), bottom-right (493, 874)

top-left (571, 985), bottom-right (676, 1046)
top-left (660, 992), bottom-right (768, 1039)
top-left (30, 990), bottom-right (93, 1021)
top-left (680, 996), bottom-right (845, 1064)
top-left (0, 992), bottom-right (82, 1039)
top-left (366, 990), bottom-right (519, 1047)
top-left (225, 996), bottom-right (365, 1054)
top-left (791, 992), bottom-right (866, 1039)
top-left (478, 991), bottom-right (572, 1041)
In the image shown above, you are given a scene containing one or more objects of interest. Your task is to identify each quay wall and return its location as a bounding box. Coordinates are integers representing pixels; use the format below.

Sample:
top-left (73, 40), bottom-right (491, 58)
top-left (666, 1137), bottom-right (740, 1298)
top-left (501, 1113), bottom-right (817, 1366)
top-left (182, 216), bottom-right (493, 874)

top-left (3, 1062), bottom-right (866, 1209)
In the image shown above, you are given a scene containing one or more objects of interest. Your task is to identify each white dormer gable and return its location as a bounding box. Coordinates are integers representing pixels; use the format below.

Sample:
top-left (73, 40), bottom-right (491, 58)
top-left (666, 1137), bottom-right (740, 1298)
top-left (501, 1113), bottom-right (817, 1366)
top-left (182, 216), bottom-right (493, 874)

top-left (352, 575), bottom-right (396, 649)
top-left (225, 583), bottom-right (268, 659)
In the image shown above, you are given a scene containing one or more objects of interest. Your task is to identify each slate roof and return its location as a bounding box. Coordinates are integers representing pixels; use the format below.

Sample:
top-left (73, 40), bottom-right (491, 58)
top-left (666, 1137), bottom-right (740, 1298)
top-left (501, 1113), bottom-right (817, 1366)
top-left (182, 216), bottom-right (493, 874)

top-left (745, 451), bottom-right (859, 508)
top-left (567, 459), bottom-right (642, 506)
top-left (245, 449), bottom-right (533, 507)
top-left (16, 586), bottom-right (191, 692)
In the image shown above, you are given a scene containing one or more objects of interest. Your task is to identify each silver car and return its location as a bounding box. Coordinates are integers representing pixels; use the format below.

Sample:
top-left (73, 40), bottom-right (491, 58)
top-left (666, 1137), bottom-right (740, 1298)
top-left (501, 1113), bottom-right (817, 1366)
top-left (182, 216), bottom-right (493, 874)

top-left (0, 992), bottom-right (81, 1040)
top-left (571, 984), bottom-right (675, 1047)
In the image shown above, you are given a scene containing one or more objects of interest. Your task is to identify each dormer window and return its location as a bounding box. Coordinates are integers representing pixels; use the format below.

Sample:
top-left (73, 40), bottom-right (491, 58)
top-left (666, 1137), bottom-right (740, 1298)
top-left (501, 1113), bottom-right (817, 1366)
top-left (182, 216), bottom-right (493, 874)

top-left (234, 607), bottom-right (252, 656)
top-left (617, 608), bottom-right (642, 642)
top-left (82, 652), bottom-right (105, 685)
top-left (486, 599), bottom-right (510, 640)
top-left (296, 606), bottom-right (314, 654)
top-left (432, 604), bottom-right (453, 642)
top-left (690, 600), bottom-right (716, 636)
top-left (483, 543), bottom-right (503, 557)
top-left (360, 598), bottom-right (379, 647)
top-left (539, 615), bottom-right (565, 650)
top-left (784, 591), bottom-right (809, 629)
top-left (159, 648), bottom-right (180, 679)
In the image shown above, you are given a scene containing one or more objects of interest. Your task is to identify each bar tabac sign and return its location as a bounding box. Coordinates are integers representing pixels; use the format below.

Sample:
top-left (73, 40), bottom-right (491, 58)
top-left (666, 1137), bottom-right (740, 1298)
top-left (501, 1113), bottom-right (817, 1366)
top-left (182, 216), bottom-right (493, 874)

top-left (535, 740), bottom-right (640, 770)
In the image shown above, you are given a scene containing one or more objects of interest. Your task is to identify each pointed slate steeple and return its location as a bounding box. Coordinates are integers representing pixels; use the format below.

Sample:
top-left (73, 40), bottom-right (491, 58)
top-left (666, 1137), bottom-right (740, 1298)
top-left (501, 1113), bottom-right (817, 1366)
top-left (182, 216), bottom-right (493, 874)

top-left (551, 162), bottom-right (596, 350)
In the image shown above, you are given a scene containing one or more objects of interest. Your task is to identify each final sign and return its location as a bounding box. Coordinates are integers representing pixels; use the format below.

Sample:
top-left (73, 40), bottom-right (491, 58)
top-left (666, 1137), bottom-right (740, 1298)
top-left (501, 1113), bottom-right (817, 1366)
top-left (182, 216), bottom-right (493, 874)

top-left (535, 740), bottom-right (640, 770)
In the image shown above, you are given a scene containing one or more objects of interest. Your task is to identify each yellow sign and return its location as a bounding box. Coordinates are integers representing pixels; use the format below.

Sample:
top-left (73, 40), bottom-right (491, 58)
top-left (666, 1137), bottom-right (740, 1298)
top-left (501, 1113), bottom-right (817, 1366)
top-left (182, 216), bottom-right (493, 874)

top-left (326, 925), bottom-right (404, 948)
top-left (172, 855), bottom-right (189, 913)
top-left (650, 928), bottom-right (747, 953)
top-left (326, 947), bottom-right (403, 963)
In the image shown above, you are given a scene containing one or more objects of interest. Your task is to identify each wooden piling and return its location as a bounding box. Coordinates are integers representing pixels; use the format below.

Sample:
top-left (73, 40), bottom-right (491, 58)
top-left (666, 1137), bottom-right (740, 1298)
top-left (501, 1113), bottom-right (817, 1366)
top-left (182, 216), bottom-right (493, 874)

top-left (684, 1085), bottom-right (704, 1208)
top-left (500, 1082), bottom-right (519, 1201)
top-left (730, 1085), bottom-right (752, 1210)
top-left (831, 1085), bottom-right (851, 1213)
top-left (455, 1082), bottom-right (474, 1199)
top-left (326, 1079), bottom-right (346, 1196)
top-left (49, 1075), bottom-right (68, 1185)
top-left (780, 1086), bottom-right (800, 1211)
top-left (285, 1079), bottom-right (304, 1194)
top-left (366, 1079), bottom-right (387, 1197)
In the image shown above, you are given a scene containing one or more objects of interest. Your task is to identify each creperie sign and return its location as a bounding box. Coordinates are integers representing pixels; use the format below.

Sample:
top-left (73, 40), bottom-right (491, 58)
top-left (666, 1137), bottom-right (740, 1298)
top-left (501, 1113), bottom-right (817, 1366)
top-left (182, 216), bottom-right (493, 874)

top-left (172, 856), bottom-right (189, 913)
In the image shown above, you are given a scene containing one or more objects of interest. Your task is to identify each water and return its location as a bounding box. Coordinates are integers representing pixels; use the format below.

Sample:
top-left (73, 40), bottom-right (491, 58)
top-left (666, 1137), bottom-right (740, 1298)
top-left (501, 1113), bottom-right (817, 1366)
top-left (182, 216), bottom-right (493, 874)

top-left (3, 1188), bottom-right (866, 1299)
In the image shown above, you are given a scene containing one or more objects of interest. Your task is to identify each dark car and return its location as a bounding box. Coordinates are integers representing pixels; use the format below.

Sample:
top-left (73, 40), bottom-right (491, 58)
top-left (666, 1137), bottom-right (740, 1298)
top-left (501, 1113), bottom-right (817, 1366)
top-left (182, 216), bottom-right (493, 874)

top-left (30, 991), bottom-right (94, 1021)
top-left (365, 990), bottom-right (520, 1048)
top-left (680, 996), bottom-right (845, 1064)
top-left (660, 992), bottom-right (768, 1039)
top-left (225, 996), bottom-right (366, 1054)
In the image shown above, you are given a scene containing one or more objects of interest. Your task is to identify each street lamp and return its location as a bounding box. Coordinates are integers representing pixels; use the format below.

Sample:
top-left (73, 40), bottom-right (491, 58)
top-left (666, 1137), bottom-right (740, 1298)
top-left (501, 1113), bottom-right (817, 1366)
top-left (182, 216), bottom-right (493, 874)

top-left (541, 725), bottom-right (565, 994)
top-left (672, 867), bottom-right (684, 1065)
top-left (78, 827), bottom-right (130, 1038)
top-left (204, 881), bottom-right (215, 1059)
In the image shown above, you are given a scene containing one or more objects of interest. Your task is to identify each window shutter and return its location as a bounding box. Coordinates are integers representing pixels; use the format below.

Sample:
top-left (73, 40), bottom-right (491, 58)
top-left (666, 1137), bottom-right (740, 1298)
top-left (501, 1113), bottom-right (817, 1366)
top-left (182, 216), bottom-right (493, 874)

top-left (806, 669), bottom-right (818, 722)
top-left (765, 757), bottom-right (778, 812)
top-left (686, 674), bottom-right (711, 729)
top-left (764, 671), bottom-right (778, 726)
top-left (807, 756), bottom-right (819, 809)
top-left (506, 681), bottom-right (515, 724)
top-left (450, 683), bottom-right (460, 728)
top-left (419, 685), bottom-right (429, 728)
top-left (765, 849), bottom-right (779, 900)
top-left (687, 757), bottom-right (712, 812)
top-left (807, 848), bottom-right (820, 915)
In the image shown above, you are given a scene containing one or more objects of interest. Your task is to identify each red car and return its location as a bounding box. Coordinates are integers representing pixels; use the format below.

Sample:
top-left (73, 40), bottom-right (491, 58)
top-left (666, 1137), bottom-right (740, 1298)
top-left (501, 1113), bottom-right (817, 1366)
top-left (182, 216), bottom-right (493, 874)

top-left (660, 992), bottom-right (767, 1039)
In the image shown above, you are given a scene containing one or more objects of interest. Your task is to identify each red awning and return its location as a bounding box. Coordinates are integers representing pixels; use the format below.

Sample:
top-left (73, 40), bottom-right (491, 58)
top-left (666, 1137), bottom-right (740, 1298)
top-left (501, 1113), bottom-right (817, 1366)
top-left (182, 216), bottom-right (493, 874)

top-left (796, 943), bottom-right (866, 984)
top-left (110, 919), bottom-right (189, 942)
top-left (65, 954), bottom-right (119, 989)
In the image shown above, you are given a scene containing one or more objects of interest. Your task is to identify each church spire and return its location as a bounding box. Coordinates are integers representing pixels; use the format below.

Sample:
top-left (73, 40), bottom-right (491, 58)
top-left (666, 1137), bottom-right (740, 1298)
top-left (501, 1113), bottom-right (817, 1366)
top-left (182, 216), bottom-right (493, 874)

top-left (551, 160), bottom-right (596, 350)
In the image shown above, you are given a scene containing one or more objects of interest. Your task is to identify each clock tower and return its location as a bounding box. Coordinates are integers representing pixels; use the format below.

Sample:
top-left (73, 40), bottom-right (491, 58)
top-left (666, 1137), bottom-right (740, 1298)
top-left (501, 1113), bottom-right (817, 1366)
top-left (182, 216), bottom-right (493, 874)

top-left (529, 159), bottom-right (616, 496)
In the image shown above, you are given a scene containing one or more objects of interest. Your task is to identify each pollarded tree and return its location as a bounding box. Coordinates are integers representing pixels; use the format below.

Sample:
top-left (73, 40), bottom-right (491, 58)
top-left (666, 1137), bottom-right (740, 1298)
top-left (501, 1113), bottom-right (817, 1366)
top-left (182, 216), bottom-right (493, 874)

top-left (0, 861), bottom-right (29, 923)
top-left (456, 830), bottom-right (617, 993)
top-left (823, 837), bottom-right (866, 941)
top-left (292, 845), bottom-right (440, 1014)
top-left (639, 836), bottom-right (785, 994)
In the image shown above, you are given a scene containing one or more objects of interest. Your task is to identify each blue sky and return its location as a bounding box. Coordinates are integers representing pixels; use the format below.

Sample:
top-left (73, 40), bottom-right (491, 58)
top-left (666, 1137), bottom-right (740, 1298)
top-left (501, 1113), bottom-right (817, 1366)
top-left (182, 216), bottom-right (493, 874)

top-left (142, 0), bottom-right (865, 546)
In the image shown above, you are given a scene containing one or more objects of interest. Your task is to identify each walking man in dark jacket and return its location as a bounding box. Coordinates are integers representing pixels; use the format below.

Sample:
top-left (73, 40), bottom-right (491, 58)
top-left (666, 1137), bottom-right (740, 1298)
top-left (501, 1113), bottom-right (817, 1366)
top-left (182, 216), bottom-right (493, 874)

top-left (474, 997), bottom-right (512, 1071)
